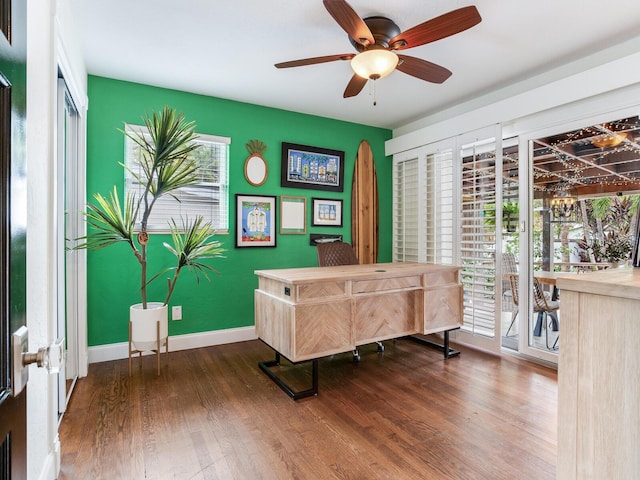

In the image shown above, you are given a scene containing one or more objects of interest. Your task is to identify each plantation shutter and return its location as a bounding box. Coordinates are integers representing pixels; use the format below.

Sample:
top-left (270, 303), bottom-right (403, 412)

top-left (426, 150), bottom-right (454, 265)
top-left (460, 139), bottom-right (498, 337)
top-left (393, 155), bottom-right (422, 262)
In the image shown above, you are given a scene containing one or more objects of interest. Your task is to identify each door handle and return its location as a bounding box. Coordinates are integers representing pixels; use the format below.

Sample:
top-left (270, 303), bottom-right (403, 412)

top-left (12, 325), bottom-right (64, 396)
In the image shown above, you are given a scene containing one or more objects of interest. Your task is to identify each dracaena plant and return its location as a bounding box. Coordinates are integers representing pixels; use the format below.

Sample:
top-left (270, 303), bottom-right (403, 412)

top-left (76, 106), bottom-right (225, 308)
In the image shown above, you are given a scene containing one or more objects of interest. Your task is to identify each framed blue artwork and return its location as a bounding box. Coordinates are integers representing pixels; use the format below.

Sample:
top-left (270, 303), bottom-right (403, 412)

top-left (281, 142), bottom-right (345, 192)
top-left (235, 194), bottom-right (276, 247)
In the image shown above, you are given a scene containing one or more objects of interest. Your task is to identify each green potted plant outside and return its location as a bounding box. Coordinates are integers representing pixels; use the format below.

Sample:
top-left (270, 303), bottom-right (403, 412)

top-left (600, 233), bottom-right (632, 265)
top-left (76, 106), bottom-right (225, 351)
top-left (483, 201), bottom-right (519, 233)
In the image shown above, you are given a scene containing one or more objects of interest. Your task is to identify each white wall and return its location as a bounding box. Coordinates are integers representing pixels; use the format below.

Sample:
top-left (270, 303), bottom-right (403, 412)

top-left (26, 1), bottom-right (87, 479)
top-left (387, 35), bottom-right (640, 154)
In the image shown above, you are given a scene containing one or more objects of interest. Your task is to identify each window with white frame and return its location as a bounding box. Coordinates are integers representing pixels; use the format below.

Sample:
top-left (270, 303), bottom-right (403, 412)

top-left (124, 125), bottom-right (230, 233)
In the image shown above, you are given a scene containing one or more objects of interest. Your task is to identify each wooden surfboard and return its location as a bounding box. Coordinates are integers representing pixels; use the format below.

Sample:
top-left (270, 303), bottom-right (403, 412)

top-left (351, 140), bottom-right (378, 264)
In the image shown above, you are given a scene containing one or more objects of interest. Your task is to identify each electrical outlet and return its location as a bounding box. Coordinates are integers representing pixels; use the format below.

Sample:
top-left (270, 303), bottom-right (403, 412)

top-left (172, 305), bottom-right (182, 321)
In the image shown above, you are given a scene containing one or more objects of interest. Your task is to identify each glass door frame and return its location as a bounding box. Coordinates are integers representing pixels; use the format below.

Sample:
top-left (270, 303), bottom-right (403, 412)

top-left (55, 69), bottom-right (87, 416)
top-left (516, 102), bottom-right (640, 363)
top-left (452, 124), bottom-right (504, 354)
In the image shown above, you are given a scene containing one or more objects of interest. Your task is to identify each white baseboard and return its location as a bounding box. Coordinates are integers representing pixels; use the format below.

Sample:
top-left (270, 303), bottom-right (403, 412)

top-left (88, 326), bottom-right (258, 364)
top-left (36, 442), bottom-right (59, 480)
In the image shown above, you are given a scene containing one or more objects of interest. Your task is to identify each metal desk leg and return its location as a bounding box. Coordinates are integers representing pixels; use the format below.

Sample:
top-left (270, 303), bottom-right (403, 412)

top-left (259, 351), bottom-right (319, 400)
top-left (409, 330), bottom-right (461, 359)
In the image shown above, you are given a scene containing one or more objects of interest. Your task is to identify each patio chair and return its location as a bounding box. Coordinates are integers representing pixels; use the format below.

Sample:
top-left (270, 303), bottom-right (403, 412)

top-left (533, 277), bottom-right (560, 349)
top-left (506, 274), bottom-right (559, 350)
top-left (502, 252), bottom-right (519, 336)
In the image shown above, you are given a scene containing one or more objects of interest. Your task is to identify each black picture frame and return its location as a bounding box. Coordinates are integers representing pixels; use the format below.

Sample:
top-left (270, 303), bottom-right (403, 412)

top-left (235, 194), bottom-right (277, 247)
top-left (312, 197), bottom-right (343, 227)
top-left (281, 142), bottom-right (345, 192)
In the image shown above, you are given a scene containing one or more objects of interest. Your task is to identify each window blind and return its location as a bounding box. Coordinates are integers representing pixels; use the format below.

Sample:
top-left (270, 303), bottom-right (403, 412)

top-left (393, 156), bottom-right (421, 262)
top-left (426, 150), bottom-right (454, 265)
top-left (124, 126), bottom-right (230, 233)
top-left (460, 141), bottom-right (497, 337)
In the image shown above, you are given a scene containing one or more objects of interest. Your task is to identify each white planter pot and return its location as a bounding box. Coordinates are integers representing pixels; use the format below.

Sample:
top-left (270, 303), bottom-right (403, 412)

top-left (129, 302), bottom-right (168, 352)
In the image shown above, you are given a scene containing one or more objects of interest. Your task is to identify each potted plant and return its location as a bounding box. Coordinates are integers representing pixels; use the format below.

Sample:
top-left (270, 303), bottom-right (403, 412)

top-left (483, 201), bottom-right (519, 233)
top-left (76, 106), bottom-right (225, 353)
top-left (600, 233), bottom-right (632, 266)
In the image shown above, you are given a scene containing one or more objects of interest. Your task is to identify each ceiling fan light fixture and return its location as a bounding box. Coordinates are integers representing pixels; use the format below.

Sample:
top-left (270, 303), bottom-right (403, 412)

top-left (350, 49), bottom-right (398, 80)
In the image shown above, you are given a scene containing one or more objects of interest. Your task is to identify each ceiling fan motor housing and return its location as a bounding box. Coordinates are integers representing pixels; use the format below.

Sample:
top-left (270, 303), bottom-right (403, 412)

top-left (349, 16), bottom-right (401, 51)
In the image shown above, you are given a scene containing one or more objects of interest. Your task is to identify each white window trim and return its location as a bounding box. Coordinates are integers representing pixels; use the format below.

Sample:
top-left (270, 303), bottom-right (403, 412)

top-left (124, 124), bottom-right (230, 234)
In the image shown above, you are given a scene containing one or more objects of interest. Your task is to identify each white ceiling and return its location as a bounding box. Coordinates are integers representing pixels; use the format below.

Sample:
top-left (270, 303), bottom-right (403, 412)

top-left (75, 0), bottom-right (640, 130)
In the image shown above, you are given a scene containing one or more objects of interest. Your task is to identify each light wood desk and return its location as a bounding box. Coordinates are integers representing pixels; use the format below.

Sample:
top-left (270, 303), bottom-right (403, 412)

top-left (254, 262), bottom-right (462, 399)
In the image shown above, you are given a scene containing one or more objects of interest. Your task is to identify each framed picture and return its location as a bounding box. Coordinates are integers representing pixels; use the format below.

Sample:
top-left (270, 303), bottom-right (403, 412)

top-left (309, 233), bottom-right (343, 246)
top-left (280, 196), bottom-right (306, 234)
top-left (236, 194), bottom-right (276, 247)
top-left (281, 142), bottom-right (345, 192)
top-left (312, 197), bottom-right (343, 227)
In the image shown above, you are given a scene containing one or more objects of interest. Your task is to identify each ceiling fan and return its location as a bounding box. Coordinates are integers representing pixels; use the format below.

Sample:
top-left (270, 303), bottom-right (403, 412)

top-left (275, 0), bottom-right (482, 99)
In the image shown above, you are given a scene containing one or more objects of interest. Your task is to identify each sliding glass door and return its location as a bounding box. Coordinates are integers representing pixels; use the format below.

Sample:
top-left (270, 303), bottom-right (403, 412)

top-left (519, 111), bottom-right (640, 362)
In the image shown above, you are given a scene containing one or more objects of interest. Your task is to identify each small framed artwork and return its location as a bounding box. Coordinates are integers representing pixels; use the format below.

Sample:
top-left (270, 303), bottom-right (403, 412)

top-left (312, 198), bottom-right (343, 227)
top-left (281, 142), bottom-right (345, 192)
top-left (236, 194), bottom-right (276, 247)
top-left (280, 196), bottom-right (306, 234)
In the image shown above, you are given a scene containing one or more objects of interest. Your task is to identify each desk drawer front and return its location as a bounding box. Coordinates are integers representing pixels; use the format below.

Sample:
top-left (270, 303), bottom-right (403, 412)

top-left (423, 284), bottom-right (463, 333)
top-left (422, 269), bottom-right (459, 287)
top-left (298, 281), bottom-right (347, 301)
top-left (352, 275), bottom-right (421, 294)
top-left (355, 290), bottom-right (419, 344)
top-left (294, 301), bottom-right (353, 361)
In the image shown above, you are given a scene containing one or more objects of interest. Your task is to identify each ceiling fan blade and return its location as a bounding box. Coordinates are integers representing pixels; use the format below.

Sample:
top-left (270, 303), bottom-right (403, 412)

top-left (275, 53), bottom-right (355, 69)
top-left (390, 6), bottom-right (481, 50)
top-left (323, 0), bottom-right (374, 47)
top-left (396, 55), bottom-right (452, 84)
top-left (343, 74), bottom-right (368, 98)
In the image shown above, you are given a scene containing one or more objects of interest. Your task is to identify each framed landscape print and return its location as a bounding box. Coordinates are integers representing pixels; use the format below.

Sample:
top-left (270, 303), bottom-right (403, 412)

top-left (236, 194), bottom-right (276, 247)
top-left (281, 142), bottom-right (345, 192)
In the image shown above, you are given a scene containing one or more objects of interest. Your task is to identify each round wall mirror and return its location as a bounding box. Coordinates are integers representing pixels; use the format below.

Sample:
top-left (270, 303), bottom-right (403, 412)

top-left (244, 154), bottom-right (268, 186)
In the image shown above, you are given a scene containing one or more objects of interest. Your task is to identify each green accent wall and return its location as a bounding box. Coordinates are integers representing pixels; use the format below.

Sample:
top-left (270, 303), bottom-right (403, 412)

top-left (86, 75), bottom-right (392, 347)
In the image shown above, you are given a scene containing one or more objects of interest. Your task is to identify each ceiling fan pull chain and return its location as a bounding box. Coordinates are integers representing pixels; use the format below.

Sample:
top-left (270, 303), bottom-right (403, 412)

top-left (372, 80), bottom-right (377, 106)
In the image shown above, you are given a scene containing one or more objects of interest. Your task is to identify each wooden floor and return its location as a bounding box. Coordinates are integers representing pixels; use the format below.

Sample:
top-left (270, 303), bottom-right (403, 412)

top-left (58, 338), bottom-right (557, 479)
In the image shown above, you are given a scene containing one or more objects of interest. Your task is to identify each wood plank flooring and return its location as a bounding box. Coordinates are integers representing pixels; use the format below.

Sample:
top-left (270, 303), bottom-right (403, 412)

top-left (58, 338), bottom-right (557, 479)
